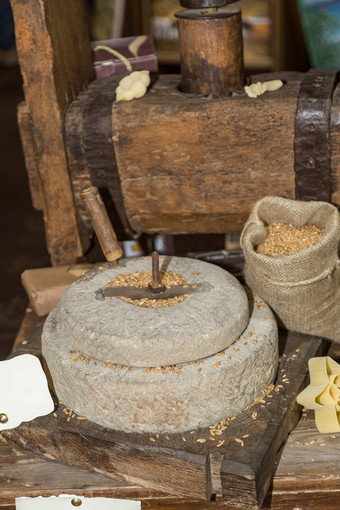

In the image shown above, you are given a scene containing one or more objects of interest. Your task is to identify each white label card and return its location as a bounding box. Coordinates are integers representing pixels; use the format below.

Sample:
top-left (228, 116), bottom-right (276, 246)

top-left (0, 354), bottom-right (54, 430)
top-left (16, 495), bottom-right (141, 509)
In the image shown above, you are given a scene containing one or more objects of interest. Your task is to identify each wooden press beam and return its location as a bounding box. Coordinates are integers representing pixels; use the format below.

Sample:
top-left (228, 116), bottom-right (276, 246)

top-left (10, 0), bottom-right (95, 265)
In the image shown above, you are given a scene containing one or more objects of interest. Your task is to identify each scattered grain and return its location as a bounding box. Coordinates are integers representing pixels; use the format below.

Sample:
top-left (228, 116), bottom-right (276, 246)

top-left (212, 361), bottom-right (221, 368)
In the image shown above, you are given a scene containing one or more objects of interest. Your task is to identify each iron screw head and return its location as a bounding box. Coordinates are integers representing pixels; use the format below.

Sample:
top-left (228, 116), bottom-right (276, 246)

top-left (0, 413), bottom-right (8, 424)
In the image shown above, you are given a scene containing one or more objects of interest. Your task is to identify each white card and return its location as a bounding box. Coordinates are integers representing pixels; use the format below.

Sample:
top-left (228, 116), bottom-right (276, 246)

top-left (16, 495), bottom-right (141, 509)
top-left (0, 354), bottom-right (54, 430)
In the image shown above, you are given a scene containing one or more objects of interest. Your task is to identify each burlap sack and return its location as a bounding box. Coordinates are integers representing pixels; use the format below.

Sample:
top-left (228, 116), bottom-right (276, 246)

top-left (240, 196), bottom-right (340, 342)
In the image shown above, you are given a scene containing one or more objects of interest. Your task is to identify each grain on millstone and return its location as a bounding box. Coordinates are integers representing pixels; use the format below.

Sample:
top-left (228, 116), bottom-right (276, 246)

top-left (256, 222), bottom-right (322, 256)
top-left (106, 270), bottom-right (188, 308)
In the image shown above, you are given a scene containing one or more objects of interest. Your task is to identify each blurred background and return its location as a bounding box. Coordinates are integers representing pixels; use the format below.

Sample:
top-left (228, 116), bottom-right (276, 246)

top-left (1, 0), bottom-right (340, 359)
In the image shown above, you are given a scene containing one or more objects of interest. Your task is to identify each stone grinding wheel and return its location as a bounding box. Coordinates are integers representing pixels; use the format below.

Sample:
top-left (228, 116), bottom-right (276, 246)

top-left (42, 256), bottom-right (279, 434)
top-left (54, 256), bottom-right (249, 367)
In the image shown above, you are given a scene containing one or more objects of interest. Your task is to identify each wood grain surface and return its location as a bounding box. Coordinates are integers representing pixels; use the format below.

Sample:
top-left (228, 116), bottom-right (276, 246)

top-left (175, 8), bottom-right (244, 95)
top-left (65, 74), bottom-right (137, 242)
top-left (1, 396), bottom-right (339, 509)
top-left (110, 72), bottom-right (340, 235)
top-left (2, 322), bottom-right (327, 509)
top-left (17, 102), bottom-right (43, 211)
top-left (11, 0), bottom-right (94, 265)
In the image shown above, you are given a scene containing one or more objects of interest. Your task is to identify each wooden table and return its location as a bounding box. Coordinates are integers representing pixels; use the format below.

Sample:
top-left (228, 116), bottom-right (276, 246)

top-left (1, 310), bottom-right (340, 510)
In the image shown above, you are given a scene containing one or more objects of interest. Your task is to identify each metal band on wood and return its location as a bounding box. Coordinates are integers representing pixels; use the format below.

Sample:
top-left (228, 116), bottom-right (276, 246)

top-left (82, 77), bottom-right (138, 240)
top-left (294, 69), bottom-right (339, 202)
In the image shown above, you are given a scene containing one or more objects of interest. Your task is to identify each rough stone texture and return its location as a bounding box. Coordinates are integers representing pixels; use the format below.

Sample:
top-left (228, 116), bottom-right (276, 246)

top-left (42, 289), bottom-right (278, 434)
top-left (58, 257), bottom-right (249, 366)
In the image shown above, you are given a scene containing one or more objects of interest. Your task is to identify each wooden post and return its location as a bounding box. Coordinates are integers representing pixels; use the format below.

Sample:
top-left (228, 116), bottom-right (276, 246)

top-left (10, 0), bottom-right (95, 265)
top-left (175, 6), bottom-right (244, 96)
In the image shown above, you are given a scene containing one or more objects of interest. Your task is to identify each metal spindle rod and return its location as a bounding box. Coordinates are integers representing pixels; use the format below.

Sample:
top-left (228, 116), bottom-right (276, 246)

top-left (150, 251), bottom-right (166, 293)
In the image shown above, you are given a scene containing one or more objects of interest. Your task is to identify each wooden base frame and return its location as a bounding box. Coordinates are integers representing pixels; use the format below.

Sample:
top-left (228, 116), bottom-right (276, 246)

top-left (2, 324), bottom-right (326, 509)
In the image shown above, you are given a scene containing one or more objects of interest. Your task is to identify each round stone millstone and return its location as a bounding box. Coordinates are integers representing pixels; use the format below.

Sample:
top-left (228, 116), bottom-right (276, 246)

top-left (42, 289), bottom-right (278, 434)
top-left (57, 256), bottom-right (249, 367)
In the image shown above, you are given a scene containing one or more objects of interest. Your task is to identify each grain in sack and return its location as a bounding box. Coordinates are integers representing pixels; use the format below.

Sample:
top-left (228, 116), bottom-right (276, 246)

top-left (240, 196), bottom-right (340, 342)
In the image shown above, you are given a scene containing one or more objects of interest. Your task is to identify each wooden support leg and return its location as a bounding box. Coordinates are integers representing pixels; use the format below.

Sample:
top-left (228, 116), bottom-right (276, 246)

top-left (10, 0), bottom-right (95, 265)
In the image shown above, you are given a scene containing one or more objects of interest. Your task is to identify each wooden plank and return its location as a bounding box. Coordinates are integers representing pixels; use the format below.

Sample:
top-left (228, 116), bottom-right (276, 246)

top-left (10, 0), bottom-right (94, 265)
top-left (12, 307), bottom-right (42, 351)
top-left (64, 70), bottom-right (340, 238)
top-left (261, 409), bottom-right (340, 509)
top-left (112, 75), bottom-right (300, 181)
top-left (2, 323), bottom-right (326, 509)
top-left (111, 72), bottom-right (297, 234)
top-left (17, 102), bottom-right (43, 211)
top-left (1, 412), bottom-right (340, 509)
top-left (108, 72), bottom-right (340, 234)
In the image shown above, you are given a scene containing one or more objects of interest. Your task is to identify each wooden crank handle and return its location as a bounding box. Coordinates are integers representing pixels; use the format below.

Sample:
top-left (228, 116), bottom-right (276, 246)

top-left (80, 186), bottom-right (123, 262)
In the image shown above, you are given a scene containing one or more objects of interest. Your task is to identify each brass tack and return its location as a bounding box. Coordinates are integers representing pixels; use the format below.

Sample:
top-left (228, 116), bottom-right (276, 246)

top-left (71, 497), bottom-right (82, 506)
top-left (0, 413), bottom-right (8, 424)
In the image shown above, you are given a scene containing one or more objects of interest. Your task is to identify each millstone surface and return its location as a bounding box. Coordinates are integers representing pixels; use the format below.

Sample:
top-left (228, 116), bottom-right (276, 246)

top-left (42, 289), bottom-right (279, 434)
top-left (58, 256), bottom-right (249, 367)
